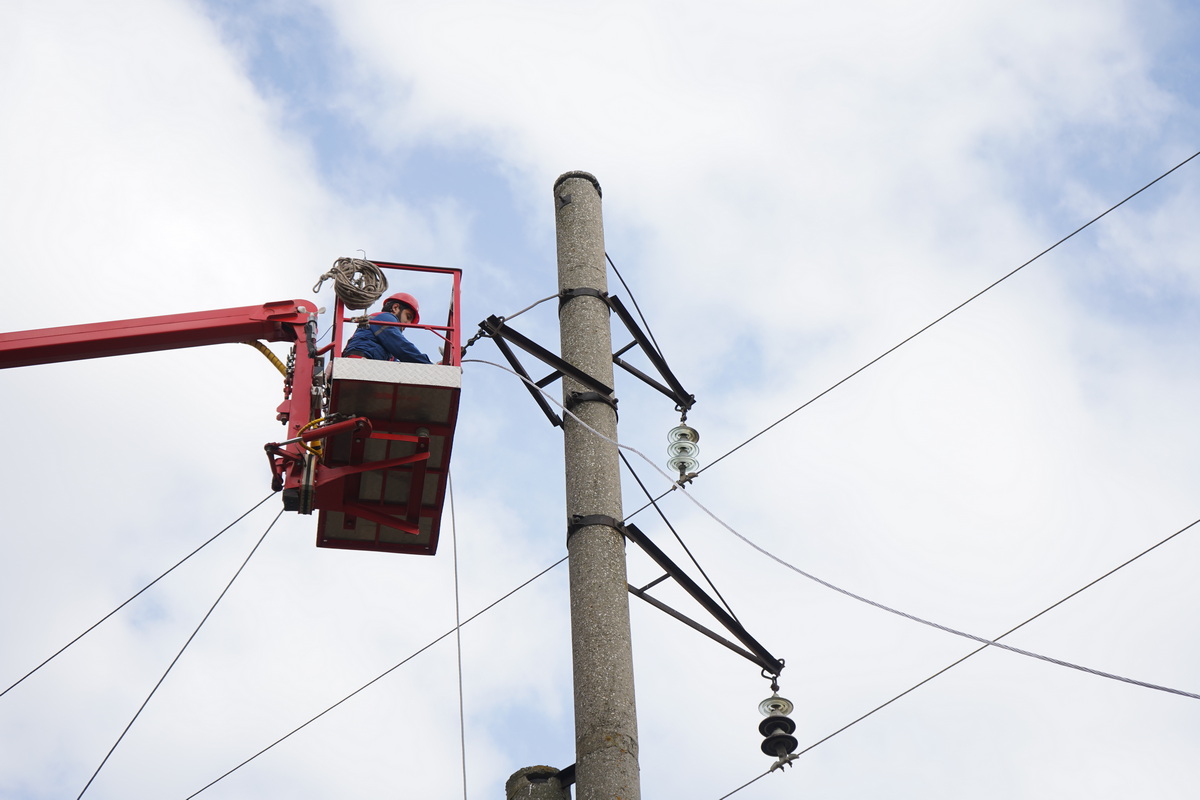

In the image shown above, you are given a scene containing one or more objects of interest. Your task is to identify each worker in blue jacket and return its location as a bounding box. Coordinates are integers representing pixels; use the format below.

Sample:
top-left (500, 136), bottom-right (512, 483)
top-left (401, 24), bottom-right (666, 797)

top-left (343, 292), bottom-right (433, 364)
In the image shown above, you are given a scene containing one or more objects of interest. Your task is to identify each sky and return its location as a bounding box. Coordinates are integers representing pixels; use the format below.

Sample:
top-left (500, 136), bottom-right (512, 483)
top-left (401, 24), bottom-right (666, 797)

top-left (2, 1), bottom-right (1200, 798)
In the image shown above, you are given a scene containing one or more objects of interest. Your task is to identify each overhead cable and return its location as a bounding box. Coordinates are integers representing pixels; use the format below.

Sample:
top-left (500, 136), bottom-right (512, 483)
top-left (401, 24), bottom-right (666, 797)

top-left (187, 555), bottom-right (569, 798)
top-left (467, 357), bottom-right (1200, 702)
top-left (449, 473), bottom-right (470, 800)
top-left (1, 493), bottom-right (275, 700)
top-left (78, 509), bottom-right (283, 799)
top-left (606, 252), bottom-right (667, 363)
top-left (699, 149), bottom-right (1200, 479)
top-left (716, 769), bottom-right (772, 800)
top-left (714, 514), bottom-right (1200, 798)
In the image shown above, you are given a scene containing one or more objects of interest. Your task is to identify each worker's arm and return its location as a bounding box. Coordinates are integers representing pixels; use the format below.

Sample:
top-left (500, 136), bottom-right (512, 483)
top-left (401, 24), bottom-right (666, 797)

top-left (371, 314), bottom-right (432, 364)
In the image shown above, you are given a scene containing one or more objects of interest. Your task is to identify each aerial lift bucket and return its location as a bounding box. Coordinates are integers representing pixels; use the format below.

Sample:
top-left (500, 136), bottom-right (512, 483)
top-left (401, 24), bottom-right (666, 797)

top-left (311, 262), bottom-right (462, 556)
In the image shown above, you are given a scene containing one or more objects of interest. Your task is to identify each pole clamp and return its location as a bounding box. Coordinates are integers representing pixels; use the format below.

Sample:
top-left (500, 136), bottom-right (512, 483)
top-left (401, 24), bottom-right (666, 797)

top-left (565, 390), bottom-right (618, 417)
top-left (567, 513), bottom-right (627, 541)
top-left (558, 287), bottom-right (611, 309)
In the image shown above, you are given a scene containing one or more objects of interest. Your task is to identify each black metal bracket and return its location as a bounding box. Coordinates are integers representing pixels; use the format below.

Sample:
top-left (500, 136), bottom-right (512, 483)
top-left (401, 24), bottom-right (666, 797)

top-left (476, 284), bottom-right (695, 425)
top-left (478, 315), bottom-right (616, 427)
top-left (623, 522), bottom-right (784, 675)
top-left (486, 328), bottom-right (562, 427)
top-left (553, 288), bottom-right (695, 412)
top-left (564, 514), bottom-right (784, 674)
top-left (607, 295), bottom-right (695, 412)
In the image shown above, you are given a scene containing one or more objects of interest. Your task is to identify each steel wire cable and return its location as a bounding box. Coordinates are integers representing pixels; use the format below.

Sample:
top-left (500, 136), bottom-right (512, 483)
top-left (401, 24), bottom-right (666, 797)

top-left (694, 149), bottom-right (1200, 481)
top-left (466, 357), bottom-right (1200, 701)
top-left (606, 252), bottom-right (667, 362)
top-left (716, 769), bottom-right (771, 799)
top-left (448, 473), bottom-right (470, 800)
top-left (501, 292), bottom-right (561, 322)
top-left (186, 555), bottom-right (569, 798)
top-left (713, 515), bottom-right (1200, 799)
top-left (312, 257), bottom-right (389, 310)
top-left (461, 292), bottom-right (561, 355)
top-left (78, 508), bottom-right (283, 799)
top-left (1, 493), bottom-right (275, 700)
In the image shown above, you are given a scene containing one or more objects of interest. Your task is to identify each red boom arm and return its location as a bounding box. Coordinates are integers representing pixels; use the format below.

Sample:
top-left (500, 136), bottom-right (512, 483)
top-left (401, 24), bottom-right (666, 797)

top-left (0, 300), bottom-right (318, 369)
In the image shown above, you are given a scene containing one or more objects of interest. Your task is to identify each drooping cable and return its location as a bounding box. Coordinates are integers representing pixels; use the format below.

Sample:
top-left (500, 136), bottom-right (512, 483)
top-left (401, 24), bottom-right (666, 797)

top-left (619, 450), bottom-right (741, 622)
top-left (697, 150), bottom-right (1200, 479)
top-left (461, 292), bottom-right (561, 356)
top-left (186, 555), bottom-right (569, 798)
top-left (714, 514), bottom-right (1200, 798)
top-left (687, 484), bottom-right (1200, 700)
top-left (466, 357), bottom-right (1200, 701)
top-left (793, 514), bottom-right (1200, 753)
top-left (448, 473), bottom-right (469, 800)
top-left (1, 493), bottom-right (275, 700)
top-left (501, 292), bottom-right (561, 323)
top-left (78, 508), bottom-right (283, 799)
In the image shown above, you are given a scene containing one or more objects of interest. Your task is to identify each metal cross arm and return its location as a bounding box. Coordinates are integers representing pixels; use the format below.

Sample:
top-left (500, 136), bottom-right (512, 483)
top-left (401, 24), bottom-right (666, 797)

top-left (478, 315), bottom-right (619, 426)
top-left (607, 295), bottom-right (695, 412)
top-left (480, 315), bottom-right (614, 396)
top-left (624, 523), bottom-right (784, 676)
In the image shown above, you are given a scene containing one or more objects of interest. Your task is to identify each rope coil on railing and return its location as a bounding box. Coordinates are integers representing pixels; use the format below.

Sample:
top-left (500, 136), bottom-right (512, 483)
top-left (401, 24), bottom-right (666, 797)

top-left (312, 257), bottom-right (389, 310)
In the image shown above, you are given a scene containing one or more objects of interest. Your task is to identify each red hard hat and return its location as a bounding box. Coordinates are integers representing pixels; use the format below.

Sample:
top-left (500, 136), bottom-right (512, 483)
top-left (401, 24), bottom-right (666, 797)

top-left (383, 292), bottom-right (420, 324)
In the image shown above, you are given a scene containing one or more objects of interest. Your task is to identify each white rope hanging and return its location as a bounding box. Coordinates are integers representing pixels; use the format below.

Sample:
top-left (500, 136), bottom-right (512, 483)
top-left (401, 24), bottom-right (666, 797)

top-left (312, 257), bottom-right (389, 310)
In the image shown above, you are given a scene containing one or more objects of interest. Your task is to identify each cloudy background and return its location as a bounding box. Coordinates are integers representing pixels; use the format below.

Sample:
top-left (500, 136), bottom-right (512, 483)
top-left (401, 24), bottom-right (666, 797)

top-left (2, 0), bottom-right (1199, 797)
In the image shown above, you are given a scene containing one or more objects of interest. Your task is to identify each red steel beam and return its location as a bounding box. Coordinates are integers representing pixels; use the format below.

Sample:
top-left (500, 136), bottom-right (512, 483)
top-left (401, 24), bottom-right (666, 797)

top-left (0, 300), bottom-right (318, 369)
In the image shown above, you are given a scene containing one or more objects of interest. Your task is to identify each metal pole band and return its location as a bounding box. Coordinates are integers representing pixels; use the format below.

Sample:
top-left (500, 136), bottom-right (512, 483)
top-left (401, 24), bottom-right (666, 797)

top-left (558, 287), bottom-right (611, 309)
top-left (565, 390), bottom-right (618, 417)
top-left (567, 513), bottom-right (627, 541)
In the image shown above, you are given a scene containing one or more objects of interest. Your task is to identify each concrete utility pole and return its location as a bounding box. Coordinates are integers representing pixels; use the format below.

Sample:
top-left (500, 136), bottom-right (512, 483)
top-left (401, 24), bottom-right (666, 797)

top-left (554, 171), bottom-right (640, 800)
top-left (506, 766), bottom-right (571, 800)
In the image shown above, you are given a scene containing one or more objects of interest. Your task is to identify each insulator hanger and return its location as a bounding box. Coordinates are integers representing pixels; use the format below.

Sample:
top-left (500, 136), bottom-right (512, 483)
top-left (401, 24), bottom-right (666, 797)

top-left (758, 669), bottom-right (799, 771)
top-left (667, 416), bottom-right (700, 480)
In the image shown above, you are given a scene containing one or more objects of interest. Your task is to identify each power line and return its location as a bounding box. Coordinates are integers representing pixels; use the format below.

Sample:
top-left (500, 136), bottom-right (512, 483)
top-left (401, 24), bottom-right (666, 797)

top-left (187, 555), bottom-right (569, 798)
top-left (702, 150), bottom-right (1200, 481)
top-left (677, 480), bottom-right (1200, 700)
top-left (468, 357), bottom-right (1200, 701)
top-left (448, 473), bottom-right (470, 800)
top-left (78, 508), bottom-right (283, 798)
top-left (1, 493), bottom-right (276, 700)
top-left (714, 514), bottom-right (1200, 798)
top-left (716, 768), bottom-right (771, 799)
top-left (606, 252), bottom-right (667, 363)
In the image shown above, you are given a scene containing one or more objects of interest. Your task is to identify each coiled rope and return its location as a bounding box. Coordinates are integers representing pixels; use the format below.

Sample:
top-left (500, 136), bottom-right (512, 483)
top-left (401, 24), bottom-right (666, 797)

top-left (312, 257), bottom-right (389, 310)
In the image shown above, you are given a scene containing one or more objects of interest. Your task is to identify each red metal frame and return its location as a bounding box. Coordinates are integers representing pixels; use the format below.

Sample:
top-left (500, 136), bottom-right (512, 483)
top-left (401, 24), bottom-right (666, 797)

top-left (323, 261), bottom-right (463, 366)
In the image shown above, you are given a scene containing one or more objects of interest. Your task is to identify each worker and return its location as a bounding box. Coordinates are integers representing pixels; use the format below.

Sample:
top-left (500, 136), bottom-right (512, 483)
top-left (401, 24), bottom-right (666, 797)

top-left (343, 292), bottom-right (433, 364)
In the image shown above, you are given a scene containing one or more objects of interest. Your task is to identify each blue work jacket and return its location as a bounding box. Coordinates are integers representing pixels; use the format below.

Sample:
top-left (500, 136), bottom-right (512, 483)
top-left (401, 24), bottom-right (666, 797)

top-left (344, 312), bottom-right (433, 364)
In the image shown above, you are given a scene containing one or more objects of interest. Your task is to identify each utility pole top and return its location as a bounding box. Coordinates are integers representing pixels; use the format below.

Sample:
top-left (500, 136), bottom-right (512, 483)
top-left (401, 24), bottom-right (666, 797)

top-left (554, 170), bottom-right (602, 197)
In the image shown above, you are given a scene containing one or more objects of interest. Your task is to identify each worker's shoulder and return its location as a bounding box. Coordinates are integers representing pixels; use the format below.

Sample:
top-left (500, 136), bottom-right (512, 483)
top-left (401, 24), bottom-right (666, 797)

top-left (370, 311), bottom-right (400, 323)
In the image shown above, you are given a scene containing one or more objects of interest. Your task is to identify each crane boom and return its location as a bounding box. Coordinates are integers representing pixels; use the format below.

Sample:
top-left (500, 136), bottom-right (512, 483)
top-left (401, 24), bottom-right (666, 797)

top-left (0, 300), bottom-right (317, 369)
